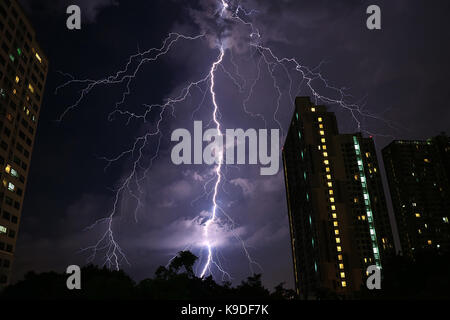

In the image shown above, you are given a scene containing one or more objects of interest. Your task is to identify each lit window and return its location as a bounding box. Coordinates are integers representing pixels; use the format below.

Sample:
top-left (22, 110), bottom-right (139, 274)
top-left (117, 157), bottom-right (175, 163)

top-left (331, 205), bottom-right (336, 210)
top-left (35, 52), bottom-right (42, 63)
top-left (319, 124), bottom-right (324, 129)
top-left (321, 138), bottom-right (326, 143)
top-left (361, 215), bottom-right (366, 220)
top-left (323, 152), bottom-right (328, 157)
top-left (324, 160), bottom-right (329, 165)
top-left (0, 225), bottom-right (7, 234)
top-left (13, 89), bottom-right (17, 95)
top-left (330, 197), bottom-right (335, 203)
top-left (335, 229), bottom-right (339, 235)
top-left (311, 107), bottom-right (316, 112)
top-left (319, 130), bottom-right (325, 136)
top-left (326, 174), bottom-right (332, 180)
top-left (15, 76), bottom-right (20, 83)
top-left (326, 167), bottom-right (330, 172)
top-left (328, 182), bottom-right (333, 188)
top-left (322, 145), bottom-right (327, 151)
top-left (424, 158), bottom-right (430, 163)
top-left (338, 254), bottom-right (343, 261)
top-left (8, 182), bottom-right (15, 192)
top-left (318, 117), bottom-right (323, 122)
top-left (418, 229), bottom-right (422, 234)
top-left (341, 281), bottom-right (346, 287)
top-left (364, 258), bottom-right (367, 263)
top-left (339, 263), bottom-right (344, 269)
top-left (28, 84), bottom-right (35, 93)
top-left (415, 213), bottom-right (421, 218)
top-left (333, 221), bottom-right (338, 227)
top-left (443, 217), bottom-right (449, 223)
top-left (374, 168), bottom-right (377, 173)
top-left (5, 165), bottom-right (11, 174)
top-left (340, 272), bottom-right (346, 278)
top-left (337, 246), bottom-right (342, 252)
top-left (353, 198), bottom-right (358, 203)
top-left (329, 189), bottom-right (334, 195)
top-left (335, 237), bottom-right (340, 243)
top-left (332, 213), bottom-right (337, 219)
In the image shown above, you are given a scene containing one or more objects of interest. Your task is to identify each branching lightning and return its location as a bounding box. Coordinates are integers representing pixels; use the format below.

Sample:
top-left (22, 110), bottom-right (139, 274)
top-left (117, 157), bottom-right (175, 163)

top-left (57, 0), bottom-right (396, 279)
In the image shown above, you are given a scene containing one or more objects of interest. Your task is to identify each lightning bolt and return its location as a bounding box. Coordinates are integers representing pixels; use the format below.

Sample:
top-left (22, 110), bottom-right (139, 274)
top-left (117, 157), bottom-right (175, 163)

top-left (56, 0), bottom-right (399, 279)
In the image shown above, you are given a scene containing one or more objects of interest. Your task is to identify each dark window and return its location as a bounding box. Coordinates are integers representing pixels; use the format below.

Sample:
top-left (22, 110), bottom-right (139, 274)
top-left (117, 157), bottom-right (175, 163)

top-left (11, 215), bottom-right (18, 224)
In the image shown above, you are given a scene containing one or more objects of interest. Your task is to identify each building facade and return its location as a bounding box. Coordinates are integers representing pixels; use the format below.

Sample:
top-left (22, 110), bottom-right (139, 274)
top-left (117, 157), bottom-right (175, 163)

top-left (283, 97), bottom-right (393, 298)
top-left (382, 135), bottom-right (450, 258)
top-left (0, 0), bottom-right (48, 288)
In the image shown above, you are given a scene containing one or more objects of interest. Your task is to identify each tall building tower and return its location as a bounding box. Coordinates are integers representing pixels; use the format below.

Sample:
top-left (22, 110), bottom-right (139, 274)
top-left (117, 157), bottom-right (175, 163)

top-left (282, 97), bottom-right (393, 298)
top-left (382, 136), bottom-right (450, 258)
top-left (0, 0), bottom-right (48, 288)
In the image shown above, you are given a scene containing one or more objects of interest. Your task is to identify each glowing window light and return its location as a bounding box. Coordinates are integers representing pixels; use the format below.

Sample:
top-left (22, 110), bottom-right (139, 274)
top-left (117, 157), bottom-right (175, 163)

top-left (319, 124), bottom-right (324, 129)
top-left (329, 190), bottom-right (334, 195)
top-left (35, 52), bottom-right (42, 63)
top-left (335, 229), bottom-right (339, 235)
top-left (353, 136), bottom-right (381, 269)
top-left (340, 272), bottom-right (346, 278)
top-left (15, 76), bottom-right (20, 83)
top-left (338, 255), bottom-right (343, 261)
top-left (319, 130), bottom-right (325, 136)
top-left (318, 117), bottom-right (323, 122)
top-left (311, 107), bottom-right (316, 112)
top-left (8, 182), bottom-right (15, 191)
top-left (321, 138), bottom-right (326, 143)
top-left (322, 145), bottom-right (327, 150)
top-left (28, 84), bottom-right (34, 93)
top-left (0, 225), bottom-right (6, 234)
top-left (328, 182), bottom-right (333, 188)
top-left (333, 221), bottom-right (338, 227)
top-left (339, 263), bottom-right (344, 269)
top-left (323, 152), bottom-right (328, 157)
top-left (336, 237), bottom-right (340, 243)
top-left (330, 197), bottom-right (335, 203)
top-left (324, 160), bottom-right (329, 165)
top-left (427, 240), bottom-right (432, 245)
top-left (326, 174), bottom-right (332, 180)
top-left (341, 281), bottom-right (347, 287)
top-left (332, 213), bottom-right (337, 219)
top-left (326, 167), bottom-right (330, 172)
top-left (337, 246), bottom-right (342, 252)
top-left (331, 205), bottom-right (336, 210)
top-left (415, 213), bottom-right (421, 218)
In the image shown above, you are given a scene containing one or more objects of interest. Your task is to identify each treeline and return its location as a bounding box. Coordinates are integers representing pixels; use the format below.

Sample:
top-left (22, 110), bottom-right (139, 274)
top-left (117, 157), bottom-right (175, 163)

top-left (0, 251), bottom-right (296, 300)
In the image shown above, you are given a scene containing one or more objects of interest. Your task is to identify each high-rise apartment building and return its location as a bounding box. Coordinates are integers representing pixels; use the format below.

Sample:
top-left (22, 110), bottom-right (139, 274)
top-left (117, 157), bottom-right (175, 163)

top-left (283, 97), bottom-right (394, 298)
top-left (382, 135), bottom-right (450, 258)
top-left (0, 0), bottom-right (48, 288)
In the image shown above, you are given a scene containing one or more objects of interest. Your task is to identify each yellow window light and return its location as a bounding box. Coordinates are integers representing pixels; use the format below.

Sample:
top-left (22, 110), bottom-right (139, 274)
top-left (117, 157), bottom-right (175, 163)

top-left (28, 83), bottom-right (34, 93)
top-left (427, 240), bottom-right (432, 245)
top-left (330, 197), bottom-right (335, 203)
top-left (5, 165), bottom-right (11, 174)
top-left (335, 237), bottom-right (340, 243)
top-left (338, 254), bottom-right (343, 261)
top-left (15, 76), bottom-right (20, 83)
top-left (319, 130), bottom-right (325, 136)
top-left (318, 117), bottom-right (323, 122)
top-left (326, 174), bottom-right (332, 180)
top-left (333, 221), bottom-right (338, 227)
top-left (323, 152), bottom-right (328, 157)
top-left (331, 205), bottom-right (336, 210)
top-left (341, 281), bottom-right (347, 287)
top-left (35, 52), bottom-right (42, 63)
top-left (324, 160), bottom-right (329, 165)
top-left (335, 229), bottom-right (339, 235)
top-left (332, 213), bottom-right (337, 219)
top-left (339, 263), bottom-right (344, 269)
top-left (322, 145), bottom-right (327, 150)
top-left (326, 167), bottom-right (330, 172)
top-left (415, 213), bottom-right (421, 218)
top-left (329, 189), bottom-right (334, 195)
top-left (337, 246), bottom-right (342, 252)
top-left (311, 107), bottom-right (316, 112)
top-left (340, 272), bottom-right (346, 278)
top-left (321, 138), bottom-right (326, 143)
top-left (319, 124), bottom-right (324, 129)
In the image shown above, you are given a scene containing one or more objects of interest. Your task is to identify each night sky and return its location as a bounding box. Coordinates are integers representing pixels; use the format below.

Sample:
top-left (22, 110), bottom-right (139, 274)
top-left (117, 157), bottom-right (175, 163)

top-left (12, 0), bottom-right (450, 290)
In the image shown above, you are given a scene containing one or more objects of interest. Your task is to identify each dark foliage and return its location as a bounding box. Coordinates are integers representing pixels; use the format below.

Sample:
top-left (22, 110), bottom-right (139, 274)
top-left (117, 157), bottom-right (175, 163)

top-left (0, 251), bottom-right (296, 300)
